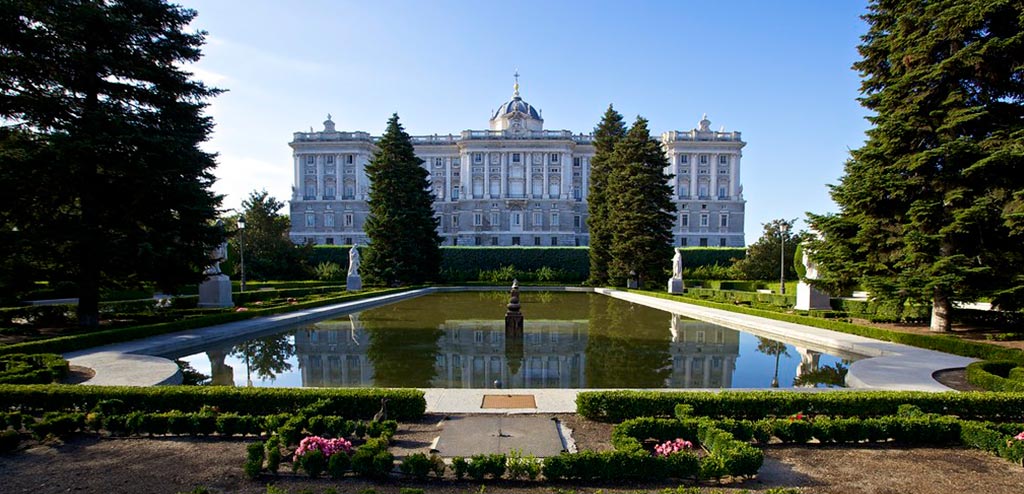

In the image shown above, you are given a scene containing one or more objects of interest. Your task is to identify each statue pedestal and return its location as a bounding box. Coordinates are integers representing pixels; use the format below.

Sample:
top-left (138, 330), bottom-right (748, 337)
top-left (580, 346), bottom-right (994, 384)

top-left (627, 279), bottom-right (638, 289)
top-left (347, 275), bottom-right (362, 291)
top-left (667, 278), bottom-right (685, 294)
top-left (198, 274), bottom-right (233, 308)
top-left (795, 281), bottom-right (831, 310)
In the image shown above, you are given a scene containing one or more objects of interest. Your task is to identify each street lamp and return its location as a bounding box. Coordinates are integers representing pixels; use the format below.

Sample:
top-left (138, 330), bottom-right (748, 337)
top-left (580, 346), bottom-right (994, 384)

top-left (237, 216), bottom-right (246, 293)
top-left (779, 221), bottom-right (789, 295)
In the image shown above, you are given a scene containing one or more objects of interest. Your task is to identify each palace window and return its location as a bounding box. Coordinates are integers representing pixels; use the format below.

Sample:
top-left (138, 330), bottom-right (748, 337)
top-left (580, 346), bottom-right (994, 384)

top-left (550, 153), bottom-right (559, 163)
top-left (719, 167), bottom-right (729, 174)
top-left (718, 186), bottom-right (728, 198)
top-left (491, 237), bottom-right (499, 246)
top-left (551, 236), bottom-right (558, 246)
top-left (473, 153), bottom-right (483, 163)
top-left (549, 182), bottom-right (560, 197)
top-left (490, 212), bottom-right (500, 227)
top-left (719, 155), bottom-right (728, 165)
top-left (573, 215), bottom-right (581, 228)
top-left (306, 156), bottom-right (315, 164)
top-left (720, 214), bottom-right (729, 227)
top-left (534, 237), bottom-right (541, 246)
top-left (451, 186), bottom-right (460, 200)
top-left (573, 157), bottom-right (581, 167)
top-left (550, 212), bottom-right (560, 227)
top-left (533, 211), bottom-right (543, 227)
top-left (451, 215), bottom-right (459, 228)
top-left (680, 155), bottom-right (688, 164)
top-left (700, 214), bottom-right (709, 227)
top-left (473, 213), bottom-right (483, 226)
top-left (347, 155), bottom-right (353, 164)
top-left (435, 157), bottom-right (444, 167)
top-left (681, 214), bottom-right (689, 227)
top-left (512, 236), bottom-right (520, 245)
top-left (344, 214), bottom-right (353, 227)
top-left (719, 238), bottom-right (727, 246)
top-left (699, 154), bottom-right (708, 165)
top-left (306, 165), bottom-right (316, 175)
top-left (305, 214), bottom-right (315, 227)
top-left (700, 238), bottom-right (708, 247)
top-left (512, 153), bottom-right (521, 163)
top-left (324, 213), bottom-right (335, 227)
top-left (680, 238), bottom-right (688, 246)
top-left (326, 155), bottom-right (334, 164)
top-left (305, 185), bottom-right (316, 197)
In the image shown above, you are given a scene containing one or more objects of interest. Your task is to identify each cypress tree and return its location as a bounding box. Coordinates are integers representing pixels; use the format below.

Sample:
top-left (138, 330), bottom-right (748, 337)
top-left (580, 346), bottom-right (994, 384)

top-left (606, 116), bottom-right (675, 288)
top-left (586, 104), bottom-right (627, 285)
top-left (363, 113), bottom-right (442, 285)
top-left (807, 0), bottom-right (1024, 331)
top-left (0, 0), bottom-right (224, 327)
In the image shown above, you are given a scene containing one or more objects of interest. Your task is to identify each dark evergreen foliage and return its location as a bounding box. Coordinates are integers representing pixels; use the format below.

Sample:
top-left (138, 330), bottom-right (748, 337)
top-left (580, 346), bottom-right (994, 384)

top-left (731, 219), bottom-right (802, 281)
top-left (0, 0), bottom-right (224, 326)
top-left (363, 114), bottom-right (441, 285)
top-left (807, 0), bottom-right (1024, 331)
top-left (586, 105), bottom-right (628, 285)
top-left (231, 190), bottom-right (312, 281)
top-left (605, 117), bottom-right (675, 287)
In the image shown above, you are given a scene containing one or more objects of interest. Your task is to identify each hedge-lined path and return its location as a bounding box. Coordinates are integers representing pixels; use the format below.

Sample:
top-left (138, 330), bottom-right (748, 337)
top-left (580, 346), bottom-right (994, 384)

top-left (600, 289), bottom-right (976, 391)
top-left (64, 288), bottom-right (433, 386)
top-left (3, 425), bottom-right (1023, 494)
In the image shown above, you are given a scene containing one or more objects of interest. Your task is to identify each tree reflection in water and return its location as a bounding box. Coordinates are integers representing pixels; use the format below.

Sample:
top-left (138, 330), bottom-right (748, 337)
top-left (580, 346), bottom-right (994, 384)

top-left (230, 333), bottom-right (295, 384)
top-left (755, 337), bottom-right (790, 388)
top-left (794, 361), bottom-right (849, 387)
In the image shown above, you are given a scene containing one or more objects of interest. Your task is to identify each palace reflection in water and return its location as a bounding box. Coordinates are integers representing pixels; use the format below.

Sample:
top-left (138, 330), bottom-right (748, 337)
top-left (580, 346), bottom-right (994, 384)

top-left (194, 292), bottom-right (849, 389)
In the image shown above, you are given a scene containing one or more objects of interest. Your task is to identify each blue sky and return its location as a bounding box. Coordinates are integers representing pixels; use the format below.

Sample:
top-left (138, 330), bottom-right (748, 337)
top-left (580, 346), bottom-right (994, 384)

top-left (182, 0), bottom-right (871, 244)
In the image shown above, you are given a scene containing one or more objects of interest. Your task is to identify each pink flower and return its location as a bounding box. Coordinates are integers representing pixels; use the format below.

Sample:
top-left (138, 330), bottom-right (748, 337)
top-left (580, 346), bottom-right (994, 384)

top-left (295, 436), bottom-right (353, 459)
top-left (235, 307), bottom-right (248, 312)
top-left (654, 438), bottom-right (694, 457)
top-left (1013, 431), bottom-right (1024, 441)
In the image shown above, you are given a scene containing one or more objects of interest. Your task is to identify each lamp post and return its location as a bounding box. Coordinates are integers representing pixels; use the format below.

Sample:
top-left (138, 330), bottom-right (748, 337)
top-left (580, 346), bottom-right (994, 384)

top-left (779, 221), bottom-right (789, 295)
top-left (237, 217), bottom-right (246, 293)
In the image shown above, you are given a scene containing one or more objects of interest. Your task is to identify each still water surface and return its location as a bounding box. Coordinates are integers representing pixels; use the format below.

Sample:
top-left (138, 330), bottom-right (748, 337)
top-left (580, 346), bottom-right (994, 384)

top-left (177, 292), bottom-right (855, 389)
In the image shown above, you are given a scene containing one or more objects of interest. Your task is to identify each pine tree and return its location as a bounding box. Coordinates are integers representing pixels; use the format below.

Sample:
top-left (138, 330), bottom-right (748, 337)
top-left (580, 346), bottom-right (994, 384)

top-left (586, 105), bottom-right (628, 286)
top-left (606, 116), bottom-right (675, 288)
top-left (363, 114), bottom-right (441, 285)
top-left (0, 0), bottom-right (224, 327)
top-left (731, 219), bottom-right (801, 282)
top-left (807, 0), bottom-right (1024, 332)
top-left (232, 190), bottom-right (311, 281)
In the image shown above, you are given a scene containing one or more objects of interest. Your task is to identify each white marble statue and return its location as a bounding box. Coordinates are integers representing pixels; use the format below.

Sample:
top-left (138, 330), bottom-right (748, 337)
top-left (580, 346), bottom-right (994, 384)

top-left (348, 244), bottom-right (361, 277)
top-left (672, 250), bottom-right (683, 279)
top-left (204, 222), bottom-right (228, 276)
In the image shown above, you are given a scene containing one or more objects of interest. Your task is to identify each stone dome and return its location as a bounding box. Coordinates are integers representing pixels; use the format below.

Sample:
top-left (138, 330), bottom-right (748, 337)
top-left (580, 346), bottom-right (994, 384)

top-left (493, 95), bottom-right (542, 120)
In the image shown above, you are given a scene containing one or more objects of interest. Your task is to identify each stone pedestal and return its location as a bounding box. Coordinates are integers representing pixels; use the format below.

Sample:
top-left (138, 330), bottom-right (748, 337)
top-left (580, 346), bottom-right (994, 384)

top-left (627, 279), bottom-right (638, 289)
top-left (795, 281), bottom-right (831, 310)
top-left (198, 274), bottom-right (233, 308)
top-left (347, 275), bottom-right (362, 291)
top-left (668, 278), bottom-right (685, 294)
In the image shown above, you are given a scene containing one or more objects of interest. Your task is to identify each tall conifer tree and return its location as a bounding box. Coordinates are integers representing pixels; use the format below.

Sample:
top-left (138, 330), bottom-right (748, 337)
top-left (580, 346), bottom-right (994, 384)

top-left (0, 0), bottom-right (224, 327)
top-left (606, 117), bottom-right (675, 287)
top-left (363, 114), bottom-right (441, 285)
top-left (586, 105), bottom-right (628, 285)
top-left (807, 0), bottom-right (1024, 332)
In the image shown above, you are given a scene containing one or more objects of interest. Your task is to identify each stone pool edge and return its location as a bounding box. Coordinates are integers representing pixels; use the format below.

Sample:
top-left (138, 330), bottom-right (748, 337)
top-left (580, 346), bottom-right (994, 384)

top-left (64, 287), bottom-right (975, 400)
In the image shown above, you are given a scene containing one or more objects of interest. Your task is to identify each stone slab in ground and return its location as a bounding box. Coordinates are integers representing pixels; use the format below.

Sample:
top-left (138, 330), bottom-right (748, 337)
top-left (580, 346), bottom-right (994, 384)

top-left (432, 415), bottom-right (566, 457)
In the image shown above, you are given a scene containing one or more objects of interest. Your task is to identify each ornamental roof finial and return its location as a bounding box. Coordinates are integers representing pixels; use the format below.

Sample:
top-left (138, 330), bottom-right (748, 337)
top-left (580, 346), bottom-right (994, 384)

top-left (513, 69), bottom-right (520, 98)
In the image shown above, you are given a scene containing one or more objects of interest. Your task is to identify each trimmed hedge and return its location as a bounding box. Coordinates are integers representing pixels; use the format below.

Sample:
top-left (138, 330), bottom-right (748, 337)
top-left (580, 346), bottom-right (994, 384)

top-left (576, 390), bottom-right (1024, 423)
top-left (0, 385), bottom-right (425, 420)
top-left (676, 247), bottom-right (746, 268)
top-left (642, 290), bottom-right (1024, 364)
top-left (0, 287), bottom-right (408, 356)
top-left (966, 360), bottom-right (1024, 391)
top-left (306, 246), bottom-right (590, 282)
top-left (0, 353), bottom-right (68, 384)
top-left (686, 287), bottom-right (795, 309)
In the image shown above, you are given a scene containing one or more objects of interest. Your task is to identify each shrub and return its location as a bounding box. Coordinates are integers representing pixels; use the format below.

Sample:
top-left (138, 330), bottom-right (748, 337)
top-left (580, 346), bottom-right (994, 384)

top-left (451, 456), bottom-right (468, 480)
top-left (299, 450), bottom-right (327, 478)
top-left (966, 360), bottom-right (1024, 391)
top-left (505, 449), bottom-right (542, 480)
top-left (0, 353), bottom-right (69, 384)
top-left (265, 436), bottom-right (282, 474)
top-left (314, 262), bottom-right (344, 281)
top-left (327, 451), bottom-right (351, 479)
top-left (0, 428), bottom-right (19, 452)
top-left (399, 452), bottom-right (433, 480)
top-left (350, 440), bottom-right (392, 479)
top-left (244, 441), bottom-right (265, 479)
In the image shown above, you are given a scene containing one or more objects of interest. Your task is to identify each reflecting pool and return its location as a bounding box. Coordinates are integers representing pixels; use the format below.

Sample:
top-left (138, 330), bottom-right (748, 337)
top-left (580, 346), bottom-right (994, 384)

top-left (176, 292), bottom-right (857, 389)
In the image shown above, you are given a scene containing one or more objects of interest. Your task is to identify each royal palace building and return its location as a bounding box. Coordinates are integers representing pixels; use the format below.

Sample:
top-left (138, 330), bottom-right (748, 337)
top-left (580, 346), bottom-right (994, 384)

top-left (289, 78), bottom-right (746, 247)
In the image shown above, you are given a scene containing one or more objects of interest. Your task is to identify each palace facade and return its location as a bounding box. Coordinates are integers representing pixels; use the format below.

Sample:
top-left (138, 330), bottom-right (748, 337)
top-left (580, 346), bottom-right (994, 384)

top-left (288, 80), bottom-right (746, 247)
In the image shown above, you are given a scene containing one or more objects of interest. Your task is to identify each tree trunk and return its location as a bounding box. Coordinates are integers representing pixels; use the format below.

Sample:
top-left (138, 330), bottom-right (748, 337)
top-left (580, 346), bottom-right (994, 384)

top-left (930, 287), bottom-right (952, 333)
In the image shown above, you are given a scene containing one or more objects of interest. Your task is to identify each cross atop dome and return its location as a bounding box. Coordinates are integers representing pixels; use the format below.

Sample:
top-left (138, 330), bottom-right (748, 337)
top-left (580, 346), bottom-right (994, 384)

top-left (513, 69), bottom-right (520, 98)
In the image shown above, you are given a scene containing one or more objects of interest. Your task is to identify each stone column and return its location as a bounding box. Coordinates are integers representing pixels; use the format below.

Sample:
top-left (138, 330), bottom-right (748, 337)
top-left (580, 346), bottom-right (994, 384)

top-left (562, 152), bottom-right (571, 199)
top-left (294, 155), bottom-right (301, 200)
top-left (702, 357), bottom-right (713, 388)
top-left (527, 155), bottom-right (534, 199)
top-left (445, 157), bottom-right (452, 201)
top-left (690, 155), bottom-right (699, 197)
top-left (500, 152), bottom-right (508, 198)
top-left (356, 154), bottom-right (367, 200)
top-left (483, 154), bottom-right (491, 200)
top-left (580, 155), bottom-right (589, 202)
top-left (731, 152), bottom-right (740, 197)
top-left (543, 153), bottom-right (550, 199)
top-left (316, 155), bottom-right (324, 199)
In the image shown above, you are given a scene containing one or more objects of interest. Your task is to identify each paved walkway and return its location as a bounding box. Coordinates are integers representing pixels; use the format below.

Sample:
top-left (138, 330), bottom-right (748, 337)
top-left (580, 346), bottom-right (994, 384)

top-left (66, 287), bottom-right (975, 413)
